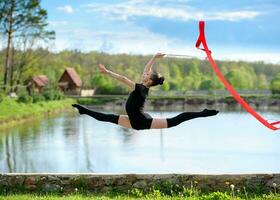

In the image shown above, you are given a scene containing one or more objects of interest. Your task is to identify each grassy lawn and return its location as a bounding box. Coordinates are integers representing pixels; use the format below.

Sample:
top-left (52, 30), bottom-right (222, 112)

top-left (0, 98), bottom-right (75, 125)
top-left (1, 193), bottom-right (280, 200)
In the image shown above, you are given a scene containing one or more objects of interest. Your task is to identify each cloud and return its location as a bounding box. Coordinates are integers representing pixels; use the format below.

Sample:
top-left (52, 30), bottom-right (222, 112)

top-left (52, 27), bottom-right (280, 64)
top-left (214, 50), bottom-right (280, 64)
top-left (82, 1), bottom-right (262, 22)
top-left (52, 26), bottom-right (200, 56)
top-left (49, 20), bottom-right (68, 27)
top-left (57, 5), bottom-right (74, 14)
top-left (208, 11), bottom-right (261, 21)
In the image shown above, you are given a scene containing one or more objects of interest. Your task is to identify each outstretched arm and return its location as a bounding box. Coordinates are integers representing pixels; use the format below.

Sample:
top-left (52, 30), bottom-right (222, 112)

top-left (98, 64), bottom-right (135, 90)
top-left (141, 53), bottom-right (165, 78)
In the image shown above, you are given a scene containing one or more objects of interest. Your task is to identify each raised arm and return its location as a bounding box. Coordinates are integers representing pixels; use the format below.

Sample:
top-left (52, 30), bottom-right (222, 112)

top-left (141, 53), bottom-right (165, 79)
top-left (98, 64), bottom-right (135, 90)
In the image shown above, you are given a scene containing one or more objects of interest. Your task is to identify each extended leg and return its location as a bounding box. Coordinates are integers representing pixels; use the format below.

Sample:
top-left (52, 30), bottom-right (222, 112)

top-left (166, 109), bottom-right (219, 128)
top-left (72, 104), bottom-right (132, 129)
top-left (72, 104), bottom-right (119, 124)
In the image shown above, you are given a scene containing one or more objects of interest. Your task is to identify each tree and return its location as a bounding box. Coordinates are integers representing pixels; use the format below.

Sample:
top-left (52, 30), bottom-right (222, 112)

top-left (224, 66), bottom-right (255, 90)
top-left (187, 61), bottom-right (202, 90)
top-left (256, 74), bottom-right (268, 90)
top-left (270, 72), bottom-right (280, 94)
top-left (0, 0), bottom-right (54, 91)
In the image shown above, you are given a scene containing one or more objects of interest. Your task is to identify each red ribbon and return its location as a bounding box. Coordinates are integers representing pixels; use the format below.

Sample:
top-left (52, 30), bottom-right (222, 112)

top-left (196, 21), bottom-right (279, 131)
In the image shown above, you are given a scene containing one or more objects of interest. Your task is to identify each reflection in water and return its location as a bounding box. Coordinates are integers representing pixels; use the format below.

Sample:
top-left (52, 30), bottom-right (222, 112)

top-left (0, 109), bottom-right (280, 173)
top-left (160, 129), bottom-right (164, 162)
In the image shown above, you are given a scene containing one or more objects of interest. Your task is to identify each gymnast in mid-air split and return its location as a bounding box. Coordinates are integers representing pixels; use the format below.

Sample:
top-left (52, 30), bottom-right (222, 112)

top-left (72, 53), bottom-right (219, 130)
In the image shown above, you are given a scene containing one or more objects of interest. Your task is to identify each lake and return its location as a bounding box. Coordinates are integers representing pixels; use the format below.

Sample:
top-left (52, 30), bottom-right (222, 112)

top-left (1, 108), bottom-right (280, 174)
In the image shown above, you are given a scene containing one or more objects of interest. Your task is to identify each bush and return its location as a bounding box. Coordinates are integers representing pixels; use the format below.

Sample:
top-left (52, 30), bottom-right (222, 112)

top-left (43, 85), bottom-right (65, 101)
top-left (201, 192), bottom-right (230, 200)
top-left (270, 72), bottom-right (280, 94)
top-left (0, 92), bottom-right (5, 103)
top-left (17, 91), bottom-right (33, 103)
top-left (31, 93), bottom-right (45, 103)
top-left (130, 188), bottom-right (144, 198)
top-left (271, 80), bottom-right (280, 94)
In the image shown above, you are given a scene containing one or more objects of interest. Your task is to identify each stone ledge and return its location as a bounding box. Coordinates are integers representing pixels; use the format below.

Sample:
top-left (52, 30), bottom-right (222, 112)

top-left (0, 173), bottom-right (279, 194)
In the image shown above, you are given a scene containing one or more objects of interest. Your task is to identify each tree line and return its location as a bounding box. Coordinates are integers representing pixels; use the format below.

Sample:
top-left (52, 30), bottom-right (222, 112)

top-left (1, 49), bottom-right (280, 94)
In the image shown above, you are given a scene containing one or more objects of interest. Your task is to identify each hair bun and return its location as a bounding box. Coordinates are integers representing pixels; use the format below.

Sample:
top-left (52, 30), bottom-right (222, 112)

top-left (159, 77), bottom-right (164, 85)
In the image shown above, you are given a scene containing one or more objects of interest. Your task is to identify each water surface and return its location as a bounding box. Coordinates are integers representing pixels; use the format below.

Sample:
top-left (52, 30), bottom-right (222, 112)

top-left (1, 109), bottom-right (280, 173)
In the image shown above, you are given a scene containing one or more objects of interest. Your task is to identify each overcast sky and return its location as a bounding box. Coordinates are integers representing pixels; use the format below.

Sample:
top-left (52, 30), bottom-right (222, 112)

top-left (42, 0), bottom-right (280, 63)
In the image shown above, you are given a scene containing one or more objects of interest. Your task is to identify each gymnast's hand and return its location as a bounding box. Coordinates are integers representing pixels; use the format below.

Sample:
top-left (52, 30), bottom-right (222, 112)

top-left (98, 64), bottom-right (109, 75)
top-left (154, 53), bottom-right (166, 59)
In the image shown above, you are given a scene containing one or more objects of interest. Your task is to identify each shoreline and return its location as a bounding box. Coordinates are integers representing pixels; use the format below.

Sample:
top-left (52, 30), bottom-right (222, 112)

top-left (1, 95), bottom-right (279, 129)
top-left (0, 98), bottom-right (75, 130)
top-left (77, 95), bottom-right (280, 112)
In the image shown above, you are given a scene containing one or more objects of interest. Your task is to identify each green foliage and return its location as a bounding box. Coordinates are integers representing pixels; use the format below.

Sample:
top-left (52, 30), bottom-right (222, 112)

top-left (182, 76), bottom-right (194, 90)
top-left (152, 181), bottom-right (185, 196)
top-left (1, 50), bottom-right (280, 94)
top-left (181, 186), bottom-right (200, 197)
top-left (17, 91), bottom-right (33, 103)
top-left (0, 98), bottom-right (74, 124)
top-left (256, 74), bottom-right (268, 89)
top-left (16, 85), bottom-right (64, 104)
top-left (147, 188), bottom-right (162, 199)
top-left (0, 92), bottom-right (5, 103)
top-left (224, 66), bottom-right (256, 90)
top-left (31, 93), bottom-right (46, 103)
top-left (200, 79), bottom-right (214, 90)
top-left (270, 72), bottom-right (280, 94)
top-left (43, 85), bottom-right (65, 101)
top-left (130, 188), bottom-right (144, 197)
top-left (1, 183), bottom-right (280, 200)
top-left (91, 74), bottom-right (127, 94)
top-left (200, 192), bottom-right (230, 200)
top-left (161, 82), bottom-right (170, 91)
top-left (0, 0), bottom-right (55, 88)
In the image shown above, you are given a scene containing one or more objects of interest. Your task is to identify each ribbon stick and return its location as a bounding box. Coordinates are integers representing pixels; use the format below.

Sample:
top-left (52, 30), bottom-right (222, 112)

top-left (196, 21), bottom-right (279, 131)
top-left (165, 54), bottom-right (205, 59)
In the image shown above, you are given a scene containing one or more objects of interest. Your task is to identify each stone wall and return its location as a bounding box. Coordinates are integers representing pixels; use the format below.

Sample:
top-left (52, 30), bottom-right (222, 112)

top-left (0, 173), bottom-right (279, 194)
top-left (95, 97), bottom-right (280, 112)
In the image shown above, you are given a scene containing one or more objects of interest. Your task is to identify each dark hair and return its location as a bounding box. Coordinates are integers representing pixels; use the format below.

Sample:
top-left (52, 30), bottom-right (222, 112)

top-left (150, 71), bottom-right (165, 86)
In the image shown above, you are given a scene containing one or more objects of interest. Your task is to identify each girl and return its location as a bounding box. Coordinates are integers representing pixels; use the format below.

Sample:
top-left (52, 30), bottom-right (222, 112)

top-left (72, 53), bottom-right (218, 130)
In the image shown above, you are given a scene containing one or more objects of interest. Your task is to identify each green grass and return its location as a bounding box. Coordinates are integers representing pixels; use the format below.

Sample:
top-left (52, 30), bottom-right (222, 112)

top-left (1, 192), bottom-right (280, 200)
top-left (0, 97), bottom-right (75, 125)
top-left (1, 185), bottom-right (279, 200)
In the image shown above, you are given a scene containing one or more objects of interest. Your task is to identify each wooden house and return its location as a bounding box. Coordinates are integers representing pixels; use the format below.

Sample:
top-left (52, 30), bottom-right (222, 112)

top-left (26, 75), bottom-right (49, 94)
top-left (58, 68), bottom-right (82, 95)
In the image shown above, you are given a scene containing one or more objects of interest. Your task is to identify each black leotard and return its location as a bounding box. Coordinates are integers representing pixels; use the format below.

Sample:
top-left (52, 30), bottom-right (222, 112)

top-left (125, 83), bottom-right (152, 130)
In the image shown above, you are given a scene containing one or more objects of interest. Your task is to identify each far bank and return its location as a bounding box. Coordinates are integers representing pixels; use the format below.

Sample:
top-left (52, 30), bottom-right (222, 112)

top-left (76, 94), bottom-right (280, 112)
top-left (0, 98), bottom-right (75, 129)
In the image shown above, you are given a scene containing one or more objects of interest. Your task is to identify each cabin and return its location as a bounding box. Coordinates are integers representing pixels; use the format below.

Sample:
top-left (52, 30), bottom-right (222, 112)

top-left (26, 75), bottom-right (49, 94)
top-left (58, 68), bottom-right (82, 95)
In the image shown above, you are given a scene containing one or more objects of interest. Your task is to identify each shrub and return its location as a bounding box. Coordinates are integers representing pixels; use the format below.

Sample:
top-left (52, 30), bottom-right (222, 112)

top-left (31, 93), bottom-right (45, 103)
top-left (43, 85), bottom-right (65, 101)
top-left (0, 92), bottom-right (6, 103)
top-left (17, 91), bottom-right (32, 103)
top-left (55, 90), bottom-right (65, 100)
top-left (130, 188), bottom-right (144, 198)
top-left (153, 181), bottom-right (183, 196)
top-left (270, 72), bottom-right (280, 94)
top-left (201, 192), bottom-right (230, 200)
top-left (271, 80), bottom-right (280, 94)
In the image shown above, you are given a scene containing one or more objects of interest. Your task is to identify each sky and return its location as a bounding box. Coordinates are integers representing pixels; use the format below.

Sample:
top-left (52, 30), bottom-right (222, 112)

top-left (41, 0), bottom-right (280, 64)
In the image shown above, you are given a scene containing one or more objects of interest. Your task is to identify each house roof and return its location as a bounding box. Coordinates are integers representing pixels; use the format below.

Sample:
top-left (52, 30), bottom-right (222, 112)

top-left (60, 68), bottom-right (82, 87)
top-left (32, 75), bottom-right (49, 87)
